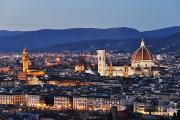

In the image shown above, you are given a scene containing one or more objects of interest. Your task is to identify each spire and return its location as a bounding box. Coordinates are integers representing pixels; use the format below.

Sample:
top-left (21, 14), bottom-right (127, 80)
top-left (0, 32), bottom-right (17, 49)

top-left (24, 44), bottom-right (28, 50)
top-left (23, 44), bottom-right (27, 52)
top-left (23, 44), bottom-right (28, 54)
top-left (140, 38), bottom-right (145, 47)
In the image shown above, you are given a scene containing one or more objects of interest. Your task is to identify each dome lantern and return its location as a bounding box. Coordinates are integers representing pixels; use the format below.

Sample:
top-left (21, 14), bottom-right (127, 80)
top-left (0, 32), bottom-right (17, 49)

top-left (140, 38), bottom-right (145, 47)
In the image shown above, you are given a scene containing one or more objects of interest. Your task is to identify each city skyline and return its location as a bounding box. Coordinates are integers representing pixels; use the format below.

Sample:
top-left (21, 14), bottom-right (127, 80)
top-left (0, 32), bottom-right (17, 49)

top-left (0, 0), bottom-right (180, 31)
top-left (0, 1), bottom-right (179, 120)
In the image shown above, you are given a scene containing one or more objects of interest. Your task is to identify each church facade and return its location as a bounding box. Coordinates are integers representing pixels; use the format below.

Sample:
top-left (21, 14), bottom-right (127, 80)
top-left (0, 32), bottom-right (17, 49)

top-left (97, 39), bottom-right (159, 77)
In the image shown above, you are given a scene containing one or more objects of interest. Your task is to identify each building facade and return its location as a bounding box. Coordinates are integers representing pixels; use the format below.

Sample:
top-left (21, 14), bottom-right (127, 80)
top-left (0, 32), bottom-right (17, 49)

top-left (0, 94), bottom-right (27, 105)
top-left (97, 39), bottom-right (159, 77)
top-left (18, 47), bottom-right (45, 80)
top-left (97, 50), bottom-right (106, 76)
top-left (27, 94), bottom-right (41, 107)
top-left (53, 95), bottom-right (126, 111)
top-left (54, 96), bottom-right (72, 110)
top-left (133, 99), bottom-right (177, 116)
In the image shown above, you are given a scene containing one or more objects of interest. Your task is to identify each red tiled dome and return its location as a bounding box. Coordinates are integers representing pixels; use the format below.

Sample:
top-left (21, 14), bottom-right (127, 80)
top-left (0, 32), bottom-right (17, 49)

top-left (132, 39), bottom-right (153, 63)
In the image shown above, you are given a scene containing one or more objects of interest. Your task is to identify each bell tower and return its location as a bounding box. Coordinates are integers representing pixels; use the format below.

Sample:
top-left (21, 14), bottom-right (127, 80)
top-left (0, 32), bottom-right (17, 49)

top-left (22, 47), bottom-right (30, 72)
top-left (97, 50), bottom-right (106, 76)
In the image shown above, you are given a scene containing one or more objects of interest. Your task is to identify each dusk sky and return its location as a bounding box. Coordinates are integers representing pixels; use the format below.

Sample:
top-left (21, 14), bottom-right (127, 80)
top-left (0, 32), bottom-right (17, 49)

top-left (0, 0), bottom-right (180, 31)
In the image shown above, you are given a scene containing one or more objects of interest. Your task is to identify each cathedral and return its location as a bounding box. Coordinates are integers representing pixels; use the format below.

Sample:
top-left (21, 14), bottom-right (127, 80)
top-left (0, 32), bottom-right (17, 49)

top-left (18, 47), bottom-right (45, 80)
top-left (97, 38), bottom-right (159, 77)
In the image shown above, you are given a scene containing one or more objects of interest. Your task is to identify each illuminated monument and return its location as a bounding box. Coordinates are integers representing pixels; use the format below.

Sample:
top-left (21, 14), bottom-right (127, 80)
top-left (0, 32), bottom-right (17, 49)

top-left (97, 50), bottom-right (106, 76)
top-left (132, 39), bottom-right (154, 68)
top-left (131, 39), bottom-right (158, 76)
top-left (97, 50), bottom-right (134, 77)
top-left (22, 47), bottom-right (30, 72)
top-left (74, 58), bottom-right (86, 73)
top-left (97, 38), bottom-right (159, 77)
top-left (18, 47), bottom-right (45, 80)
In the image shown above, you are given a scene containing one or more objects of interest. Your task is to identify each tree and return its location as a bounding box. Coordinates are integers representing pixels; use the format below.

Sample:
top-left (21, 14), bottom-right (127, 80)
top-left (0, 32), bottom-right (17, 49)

top-left (176, 110), bottom-right (180, 120)
top-left (171, 110), bottom-right (180, 120)
top-left (171, 112), bottom-right (177, 120)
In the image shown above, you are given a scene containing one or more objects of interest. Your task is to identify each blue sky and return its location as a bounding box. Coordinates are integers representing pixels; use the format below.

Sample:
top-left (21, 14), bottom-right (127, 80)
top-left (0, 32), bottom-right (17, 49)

top-left (0, 0), bottom-right (180, 31)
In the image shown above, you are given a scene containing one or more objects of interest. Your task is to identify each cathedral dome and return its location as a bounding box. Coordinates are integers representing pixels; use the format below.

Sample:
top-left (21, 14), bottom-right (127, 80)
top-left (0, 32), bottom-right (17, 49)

top-left (132, 39), bottom-right (153, 63)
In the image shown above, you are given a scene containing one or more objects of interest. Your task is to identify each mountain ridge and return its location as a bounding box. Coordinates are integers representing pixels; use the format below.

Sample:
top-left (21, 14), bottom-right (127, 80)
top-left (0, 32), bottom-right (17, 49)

top-left (0, 26), bottom-right (180, 52)
top-left (34, 32), bottom-right (180, 54)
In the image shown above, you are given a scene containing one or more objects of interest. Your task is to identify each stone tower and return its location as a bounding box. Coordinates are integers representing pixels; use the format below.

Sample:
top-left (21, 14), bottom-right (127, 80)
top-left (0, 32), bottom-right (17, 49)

top-left (22, 47), bottom-right (30, 72)
top-left (97, 50), bottom-right (106, 76)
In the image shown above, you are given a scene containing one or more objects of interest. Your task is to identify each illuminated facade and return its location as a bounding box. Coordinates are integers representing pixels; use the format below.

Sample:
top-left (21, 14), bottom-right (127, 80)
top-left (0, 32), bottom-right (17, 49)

top-left (22, 47), bottom-right (30, 72)
top-left (54, 96), bottom-right (72, 110)
top-left (27, 76), bottom-right (44, 85)
top-left (0, 94), bottom-right (27, 105)
top-left (27, 95), bottom-right (41, 107)
top-left (53, 95), bottom-right (126, 111)
top-left (97, 50), bottom-right (106, 76)
top-left (18, 47), bottom-right (45, 80)
top-left (73, 96), bottom-right (125, 111)
top-left (75, 64), bottom-right (85, 73)
top-left (0, 94), bottom-right (45, 108)
top-left (97, 50), bottom-right (134, 77)
top-left (131, 39), bottom-right (159, 76)
top-left (97, 38), bottom-right (159, 77)
top-left (134, 100), bottom-right (177, 116)
top-left (132, 39), bottom-right (154, 68)
top-left (47, 80), bottom-right (91, 87)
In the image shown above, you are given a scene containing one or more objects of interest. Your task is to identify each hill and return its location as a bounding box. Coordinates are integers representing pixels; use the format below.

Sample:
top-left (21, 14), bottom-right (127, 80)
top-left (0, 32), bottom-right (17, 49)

top-left (35, 32), bottom-right (180, 54)
top-left (0, 26), bottom-right (180, 52)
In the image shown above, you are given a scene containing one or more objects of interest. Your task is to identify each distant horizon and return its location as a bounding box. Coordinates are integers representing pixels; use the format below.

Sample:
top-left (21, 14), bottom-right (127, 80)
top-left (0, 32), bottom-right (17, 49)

top-left (1, 25), bottom-right (180, 32)
top-left (0, 0), bottom-right (180, 31)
